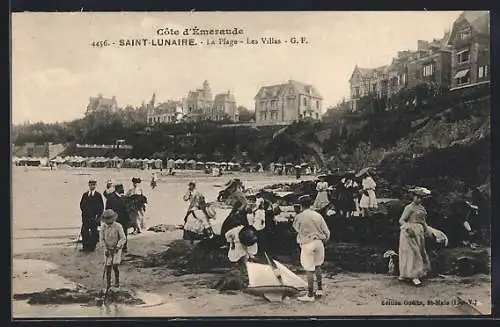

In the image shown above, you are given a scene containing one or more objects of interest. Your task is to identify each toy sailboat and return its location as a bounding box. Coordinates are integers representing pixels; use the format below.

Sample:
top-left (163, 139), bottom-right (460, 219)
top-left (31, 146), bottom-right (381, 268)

top-left (243, 254), bottom-right (307, 302)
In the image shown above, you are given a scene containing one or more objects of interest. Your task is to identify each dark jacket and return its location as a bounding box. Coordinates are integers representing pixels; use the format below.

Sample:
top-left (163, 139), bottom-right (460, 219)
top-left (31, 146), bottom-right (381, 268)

top-left (105, 192), bottom-right (131, 228)
top-left (80, 190), bottom-right (104, 221)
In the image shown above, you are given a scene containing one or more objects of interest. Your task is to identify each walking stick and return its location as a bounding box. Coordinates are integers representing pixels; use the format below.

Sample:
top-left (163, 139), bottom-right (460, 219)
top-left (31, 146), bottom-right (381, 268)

top-left (74, 231), bottom-right (81, 250)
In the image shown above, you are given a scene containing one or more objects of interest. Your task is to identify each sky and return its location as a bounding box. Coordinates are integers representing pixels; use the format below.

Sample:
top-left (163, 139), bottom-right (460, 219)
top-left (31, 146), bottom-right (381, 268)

top-left (11, 11), bottom-right (463, 124)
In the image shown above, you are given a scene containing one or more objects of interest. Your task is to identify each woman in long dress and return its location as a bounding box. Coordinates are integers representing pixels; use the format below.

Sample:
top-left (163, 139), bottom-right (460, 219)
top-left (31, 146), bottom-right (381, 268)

top-left (126, 177), bottom-right (146, 234)
top-left (312, 176), bottom-right (330, 217)
top-left (359, 171), bottom-right (378, 217)
top-left (398, 187), bottom-right (432, 286)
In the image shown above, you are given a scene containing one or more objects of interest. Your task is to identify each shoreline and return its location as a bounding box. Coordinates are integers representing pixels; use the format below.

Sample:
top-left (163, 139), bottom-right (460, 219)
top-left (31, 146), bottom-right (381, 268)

top-left (12, 229), bottom-right (492, 316)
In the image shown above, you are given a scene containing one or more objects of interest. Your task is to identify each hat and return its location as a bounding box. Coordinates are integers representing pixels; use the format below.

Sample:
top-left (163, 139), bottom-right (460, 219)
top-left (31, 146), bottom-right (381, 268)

top-left (239, 225), bottom-right (258, 247)
top-left (114, 184), bottom-right (124, 194)
top-left (409, 187), bottom-right (432, 197)
top-left (298, 195), bottom-right (313, 207)
top-left (88, 178), bottom-right (97, 184)
top-left (106, 178), bottom-right (113, 185)
top-left (188, 181), bottom-right (196, 187)
top-left (132, 177), bottom-right (142, 184)
top-left (101, 209), bottom-right (118, 222)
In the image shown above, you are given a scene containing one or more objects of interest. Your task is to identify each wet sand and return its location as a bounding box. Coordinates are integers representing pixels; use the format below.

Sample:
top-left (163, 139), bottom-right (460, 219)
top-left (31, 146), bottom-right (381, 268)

top-left (12, 166), bottom-right (491, 317)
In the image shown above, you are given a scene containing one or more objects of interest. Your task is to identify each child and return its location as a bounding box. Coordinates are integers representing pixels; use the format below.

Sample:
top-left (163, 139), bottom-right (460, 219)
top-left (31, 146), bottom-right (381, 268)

top-left (150, 172), bottom-right (158, 190)
top-left (292, 195), bottom-right (330, 302)
top-left (225, 225), bottom-right (259, 265)
top-left (99, 209), bottom-right (126, 289)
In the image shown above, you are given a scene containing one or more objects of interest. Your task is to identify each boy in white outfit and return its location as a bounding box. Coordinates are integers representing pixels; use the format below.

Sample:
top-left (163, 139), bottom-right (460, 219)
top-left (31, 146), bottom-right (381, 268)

top-left (292, 195), bottom-right (331, 302)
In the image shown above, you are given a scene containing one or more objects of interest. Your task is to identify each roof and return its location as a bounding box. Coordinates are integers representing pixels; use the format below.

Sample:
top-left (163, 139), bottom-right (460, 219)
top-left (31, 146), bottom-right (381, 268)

top-left (350, 65), bottom-right (388, 82)
top-left (151, 101), bottom-right (182, 115)
top-left (462, 11), bottom-right (489, 34)
top-left (255, 80), bottom-right (322, 100)
top-left (214, 92), bottom-right (236, 102)
top-left (87, 95), bottom-right (117, 111)
top-left (448, 11), bottom-right (489, 45)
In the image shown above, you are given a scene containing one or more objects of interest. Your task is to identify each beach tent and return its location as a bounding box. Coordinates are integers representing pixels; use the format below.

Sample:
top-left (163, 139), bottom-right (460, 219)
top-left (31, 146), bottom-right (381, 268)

top-left (166, 159), bottom-right (175, 169)
top-left (174, 158), bottom-right (185, 169)
top-left (244, 259), bottom-right (307, 302)
top-left (187, 159), bottom-right (197, 169)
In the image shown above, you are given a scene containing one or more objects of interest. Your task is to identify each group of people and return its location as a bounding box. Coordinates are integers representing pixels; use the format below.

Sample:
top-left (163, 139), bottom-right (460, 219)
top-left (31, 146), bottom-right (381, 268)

top-left (311, 168), bottom-right (379, 219)
top-left (181, 178), bottom-right (331, 302)
top-left (78, 177), bottom-right (148, 289)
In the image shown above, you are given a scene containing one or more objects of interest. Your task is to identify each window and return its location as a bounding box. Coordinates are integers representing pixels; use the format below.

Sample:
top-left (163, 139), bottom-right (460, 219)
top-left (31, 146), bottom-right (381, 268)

top-left (458, 28), bottom-right (471, 41)
top-left (354, 87), bottom-right (360, 97)
top-left (478, 65), bottom-right (489, 78)
top-left (372, 84), bottom-right (377, 92)
top-left (457, 49), bottom-right (470, 63)
top-left (316, 100), bottom-right (319, 109)
top-left (423, 64), bottom-right (434, 77)
top-left (456, 73), bottom-right (470, 85)
top-left (303, 97), bottom-right (307, 106)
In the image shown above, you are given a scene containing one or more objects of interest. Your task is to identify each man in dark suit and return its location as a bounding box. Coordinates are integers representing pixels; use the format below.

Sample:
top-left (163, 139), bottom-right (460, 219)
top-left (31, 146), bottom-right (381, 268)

top-left (79, 179), bottom-right (104, 252)
top-left (105, 184), bottom-right (130, 252)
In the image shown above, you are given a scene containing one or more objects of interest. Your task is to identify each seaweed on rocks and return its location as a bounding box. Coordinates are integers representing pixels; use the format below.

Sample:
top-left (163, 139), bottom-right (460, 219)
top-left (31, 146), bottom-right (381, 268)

top-left (13, 286), bottom-right (145, 306)
top-left (147, 224), bottom-right (183, 233)
top-left (431, 246), bottom-right (490, 277)
top-left (141, 239), bottom-right (232, 274)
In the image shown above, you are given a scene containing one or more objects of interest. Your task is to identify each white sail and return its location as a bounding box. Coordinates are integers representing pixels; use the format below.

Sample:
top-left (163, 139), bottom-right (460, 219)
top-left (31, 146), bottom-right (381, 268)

top-left (246, 260), bottom-right (307, 289)
top-left (274, 261), bottom-right (308, 289)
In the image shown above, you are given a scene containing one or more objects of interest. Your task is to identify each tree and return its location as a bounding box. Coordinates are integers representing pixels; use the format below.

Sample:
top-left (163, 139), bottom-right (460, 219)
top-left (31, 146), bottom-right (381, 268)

top-left (237, 106), bottom-right (255, 122)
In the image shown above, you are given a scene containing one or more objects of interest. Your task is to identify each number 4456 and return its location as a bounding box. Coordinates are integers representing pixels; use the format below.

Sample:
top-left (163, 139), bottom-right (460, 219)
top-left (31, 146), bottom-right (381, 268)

top-left (92, 40), bottom-right (110, 47)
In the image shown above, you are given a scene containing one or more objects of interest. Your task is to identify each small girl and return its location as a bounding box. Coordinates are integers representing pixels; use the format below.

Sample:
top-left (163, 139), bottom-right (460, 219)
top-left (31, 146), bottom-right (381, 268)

top-left (99, 209), bottom-right (126, 289)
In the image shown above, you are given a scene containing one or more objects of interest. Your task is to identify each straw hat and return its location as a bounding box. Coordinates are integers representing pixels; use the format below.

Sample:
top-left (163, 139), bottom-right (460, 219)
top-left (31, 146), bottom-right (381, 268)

top-left (88, 178), bottom-right (97, 184)
top-left (106, 178), bottom-right (113, 185)
top-left (101, 209), bottom-right (118, 222)
top-left (409, 187), bottom-right (432, 197)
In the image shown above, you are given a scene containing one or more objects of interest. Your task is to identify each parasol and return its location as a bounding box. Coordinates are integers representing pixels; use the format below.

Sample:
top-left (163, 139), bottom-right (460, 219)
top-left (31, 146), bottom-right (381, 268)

top-left (355, 167), bottom-right (374, 178)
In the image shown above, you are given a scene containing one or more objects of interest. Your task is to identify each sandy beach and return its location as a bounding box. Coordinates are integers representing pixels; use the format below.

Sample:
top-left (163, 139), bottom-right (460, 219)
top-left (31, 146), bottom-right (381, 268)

top-left (12, 166), bottom-right (491, 317)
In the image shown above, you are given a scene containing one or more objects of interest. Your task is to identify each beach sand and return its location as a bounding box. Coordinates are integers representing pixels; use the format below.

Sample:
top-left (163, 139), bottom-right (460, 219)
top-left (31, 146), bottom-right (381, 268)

top-left (12, 166), bottom-right (491, 317)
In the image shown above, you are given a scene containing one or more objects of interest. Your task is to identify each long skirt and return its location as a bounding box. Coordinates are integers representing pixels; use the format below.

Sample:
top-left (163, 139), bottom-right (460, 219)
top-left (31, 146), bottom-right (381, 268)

top-left (312, 191), bottom-right (330, 211)
top-left (359, 190), bottom-right (378, 209)
top-left (398, 223), bottom-right (431, 278)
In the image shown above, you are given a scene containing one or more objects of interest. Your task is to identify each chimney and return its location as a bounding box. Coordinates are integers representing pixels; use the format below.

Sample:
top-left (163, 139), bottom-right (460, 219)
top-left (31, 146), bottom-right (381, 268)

top-left (417, 40), bottom-right (429, 51)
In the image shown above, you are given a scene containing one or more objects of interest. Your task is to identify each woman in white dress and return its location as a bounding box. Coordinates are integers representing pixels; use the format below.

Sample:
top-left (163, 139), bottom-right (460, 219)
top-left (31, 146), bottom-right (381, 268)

top-left (312, 175), bottom-right (330, 217)
top-left (359, 171), bottom-right (378, 217)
